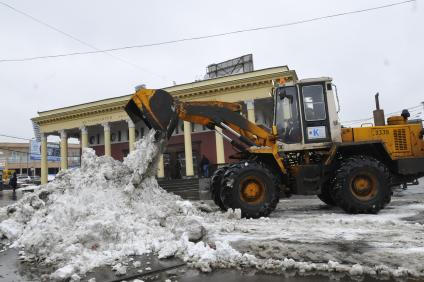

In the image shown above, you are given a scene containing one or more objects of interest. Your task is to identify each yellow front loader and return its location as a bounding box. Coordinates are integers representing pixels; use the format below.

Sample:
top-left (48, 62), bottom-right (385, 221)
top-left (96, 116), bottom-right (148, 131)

top-left (125, 78), bottom-right (424, 218)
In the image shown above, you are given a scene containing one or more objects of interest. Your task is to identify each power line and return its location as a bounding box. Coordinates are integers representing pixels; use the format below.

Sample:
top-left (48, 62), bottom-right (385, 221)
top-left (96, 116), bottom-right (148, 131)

top-left (0, 134), bottom-right (32, 141)
top-left (0, 1), bottom-right (170, 82)
top-left (341, 104), bottom-right (422, 125)
top-left (342, 108), bottom-right (421, 126)
top-left (0, 0), bottom-right (415, 63)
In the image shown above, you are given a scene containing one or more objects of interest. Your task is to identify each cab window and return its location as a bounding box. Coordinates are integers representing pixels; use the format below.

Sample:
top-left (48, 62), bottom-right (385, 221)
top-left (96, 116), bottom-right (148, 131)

top-left (302, 85), bottom-right (326, 121)
top-left (275, 86), bottom-right (302, 143)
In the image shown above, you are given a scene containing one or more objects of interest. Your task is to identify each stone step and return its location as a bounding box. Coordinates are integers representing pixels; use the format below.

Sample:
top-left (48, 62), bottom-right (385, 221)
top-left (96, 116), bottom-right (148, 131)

top-left (158, 178), bottom-right (202, 200)
top-left (159, 183), bottom-right (199, 188)
top-left (160, 186), bottom-right (199, 191)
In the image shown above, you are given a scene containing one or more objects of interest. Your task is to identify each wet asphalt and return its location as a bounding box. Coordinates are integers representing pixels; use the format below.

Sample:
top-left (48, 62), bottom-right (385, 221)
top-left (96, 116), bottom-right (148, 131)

top-left (0, 189), bottom-right (423, 282)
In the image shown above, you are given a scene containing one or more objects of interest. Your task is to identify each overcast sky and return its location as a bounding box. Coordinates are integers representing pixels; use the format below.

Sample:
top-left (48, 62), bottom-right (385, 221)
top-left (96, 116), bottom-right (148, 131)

top-left (0, 0), bottom-right (423, 143)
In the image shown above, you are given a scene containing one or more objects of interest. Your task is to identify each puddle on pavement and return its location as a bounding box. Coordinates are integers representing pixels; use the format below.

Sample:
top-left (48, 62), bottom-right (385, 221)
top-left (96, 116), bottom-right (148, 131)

top-left (174, 268), bottom-right (422, 282)
top-left (1, 247), bottom-right (423, 282)
top-left (0, 247), bottom-right (185, 282)
top-left (402, 210), bottom-right (424, 224)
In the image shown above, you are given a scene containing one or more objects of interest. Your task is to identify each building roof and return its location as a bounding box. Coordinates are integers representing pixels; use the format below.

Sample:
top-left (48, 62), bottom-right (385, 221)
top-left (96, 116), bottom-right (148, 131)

top-left (36, 66), bottom-right (292, 117)
top-left (32, 65), bottom-right (298, 134)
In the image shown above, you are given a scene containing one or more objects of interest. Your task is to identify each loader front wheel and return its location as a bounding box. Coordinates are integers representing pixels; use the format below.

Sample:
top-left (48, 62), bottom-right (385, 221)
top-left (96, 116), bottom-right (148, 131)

top-left (210, 166), bottom-right (228, 210)
top-left (317, 180), bottom-right (336, 206)
top-left (332, 155), bottom-right (391, 214)
top-left (221, 162), bottom-right (280, 218)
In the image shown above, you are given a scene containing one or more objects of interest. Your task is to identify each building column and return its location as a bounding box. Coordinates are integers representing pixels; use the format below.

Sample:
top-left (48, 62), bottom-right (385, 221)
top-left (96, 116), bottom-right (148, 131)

top-left (103, 123), bottom-right (111, 156)
top-left (41, 133), bottom-right (48, 184)
top-left (183, 121), bottom-right (194, 177)
top-left (127, 119), bottom-right (136, 152)
top-left (80, 126), bottom-right (89, 150)
top-left (59, 130), bottom-right (68, 170)
top-left (246, 100), bottom-right (256, 123)
top-left (215, 127), bottom-right (226, 164)
top-left (157, 154), bottom-right (165, 178)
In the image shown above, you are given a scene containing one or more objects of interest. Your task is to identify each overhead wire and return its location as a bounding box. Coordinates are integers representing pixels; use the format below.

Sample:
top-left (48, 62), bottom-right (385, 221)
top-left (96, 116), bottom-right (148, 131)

top-left (0, 1), bottom-right (170, 82)
top-left (0, 0), bottom-right (415, 63)
top-left (341, 104), bottom-right (422, 125)
top-left (0, 134), bottom-right (32, 141)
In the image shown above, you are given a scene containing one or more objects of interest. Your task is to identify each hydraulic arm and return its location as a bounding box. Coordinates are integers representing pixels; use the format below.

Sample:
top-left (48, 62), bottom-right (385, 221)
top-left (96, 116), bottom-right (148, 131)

top-left (125, 89), bottom-right (276, 151)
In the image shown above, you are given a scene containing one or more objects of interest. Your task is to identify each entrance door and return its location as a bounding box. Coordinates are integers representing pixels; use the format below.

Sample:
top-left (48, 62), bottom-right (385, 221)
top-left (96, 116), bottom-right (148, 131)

top-left (299, 83), bottom-right (331, 143)
top-left (177, 152), bottom-right (198, 177)
top-left (163, 153), bottom-right (171, 179)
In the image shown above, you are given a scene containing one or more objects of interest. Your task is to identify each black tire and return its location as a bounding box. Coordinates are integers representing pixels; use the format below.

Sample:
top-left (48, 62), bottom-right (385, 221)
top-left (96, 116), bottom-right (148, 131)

top-left (317, 179), bottom-right (336, 206)
top-left (221, 161), bottom-right (280, 218)
top-left (332, 155), bottom-right (391, 214)
top-left (210, 166), bottom-right (228, 210)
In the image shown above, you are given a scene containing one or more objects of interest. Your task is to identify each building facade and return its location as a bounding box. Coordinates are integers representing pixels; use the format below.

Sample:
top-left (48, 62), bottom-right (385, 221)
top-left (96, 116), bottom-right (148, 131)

top-left (0, 142), bottom-right (80, 176)
top-left (32, 66), bottom-right (298, 184)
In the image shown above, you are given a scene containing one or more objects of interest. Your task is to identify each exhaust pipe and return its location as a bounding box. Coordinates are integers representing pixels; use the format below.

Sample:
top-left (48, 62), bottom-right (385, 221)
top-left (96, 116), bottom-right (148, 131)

top-left (373, 93), bottom-right (385, 126)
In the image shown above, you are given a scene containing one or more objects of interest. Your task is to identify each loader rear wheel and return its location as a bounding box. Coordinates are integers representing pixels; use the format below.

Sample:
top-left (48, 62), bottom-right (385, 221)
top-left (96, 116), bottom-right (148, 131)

top-left (221, 162), bottom-right (280, 218)
top-left (210, 166), bottom-right (228, 210)
top-left (332, 155), bottom-right (391, 214)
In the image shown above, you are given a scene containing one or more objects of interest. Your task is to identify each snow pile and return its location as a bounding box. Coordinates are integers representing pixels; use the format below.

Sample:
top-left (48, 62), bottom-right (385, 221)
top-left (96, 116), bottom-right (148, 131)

top-left (0, 131), bottom-right (226, 280)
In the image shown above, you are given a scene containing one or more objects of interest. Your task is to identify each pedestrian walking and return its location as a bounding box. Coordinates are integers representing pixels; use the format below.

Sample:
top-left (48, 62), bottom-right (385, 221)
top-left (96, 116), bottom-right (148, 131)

top-left (10, 172), bottom-right (17, 192)
top-left (0, 172), bottom-right (3, 191)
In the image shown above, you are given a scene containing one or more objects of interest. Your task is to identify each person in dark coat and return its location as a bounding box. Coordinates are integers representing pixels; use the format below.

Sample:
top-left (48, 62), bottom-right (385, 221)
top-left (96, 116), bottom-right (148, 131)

top-left (200, 155), bottom-right (210, 178)
top-left (175, 160), bottom-right (182, 179)
top-left (10, 172), bottom-right (17, 192)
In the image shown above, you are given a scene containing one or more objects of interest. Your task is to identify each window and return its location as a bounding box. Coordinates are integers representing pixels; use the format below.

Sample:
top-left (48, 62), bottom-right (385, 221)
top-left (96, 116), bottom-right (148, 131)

top-left (302, 85), bottom-right (326, 121)
top-left (275, 86), bottom-right (302, 143)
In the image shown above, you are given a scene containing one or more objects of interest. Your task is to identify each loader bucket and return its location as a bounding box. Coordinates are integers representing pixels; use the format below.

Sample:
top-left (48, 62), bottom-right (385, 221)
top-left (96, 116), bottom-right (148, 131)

top-left (125, 89), bottom-right (179, 140)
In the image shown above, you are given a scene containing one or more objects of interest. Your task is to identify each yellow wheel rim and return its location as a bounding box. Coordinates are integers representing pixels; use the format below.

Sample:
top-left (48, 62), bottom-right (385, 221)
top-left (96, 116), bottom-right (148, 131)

top-left (350, 173), bottom-right (378, 201)
top-left (239, 176), bottom-right (265, 204)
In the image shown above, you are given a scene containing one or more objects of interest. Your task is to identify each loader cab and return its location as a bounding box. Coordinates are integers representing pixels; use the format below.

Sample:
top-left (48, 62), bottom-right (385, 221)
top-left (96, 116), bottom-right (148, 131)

top-left (274, 77), bottom-right (341, 150)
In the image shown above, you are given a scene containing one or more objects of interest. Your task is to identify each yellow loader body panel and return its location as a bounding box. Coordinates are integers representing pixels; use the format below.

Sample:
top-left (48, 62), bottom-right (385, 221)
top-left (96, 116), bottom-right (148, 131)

top-left (342, 123), bottom-right (424, 160)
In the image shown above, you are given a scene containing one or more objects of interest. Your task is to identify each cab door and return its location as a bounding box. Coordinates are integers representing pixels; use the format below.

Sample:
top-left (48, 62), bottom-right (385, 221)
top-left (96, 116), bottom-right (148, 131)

top-left (299, 83), bottom-right (331, 143)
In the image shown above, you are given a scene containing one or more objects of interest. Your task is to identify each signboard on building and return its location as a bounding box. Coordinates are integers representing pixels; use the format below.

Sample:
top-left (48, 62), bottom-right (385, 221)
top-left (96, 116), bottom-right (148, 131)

top-left (206, 54), bottom-right (254, 79)
top-left (32, 121), bottom-right (41, 142)
top-left (29, 140), bottom-right (61, 161)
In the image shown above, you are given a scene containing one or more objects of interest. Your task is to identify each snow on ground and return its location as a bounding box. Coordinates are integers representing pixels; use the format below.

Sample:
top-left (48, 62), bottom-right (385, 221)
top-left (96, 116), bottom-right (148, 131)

top-left (0, 129), bottom-right (424, 280)
top-left (0, 131), bottom-right (247, 280)
top-left (203, 184), bottom-right (424, 277)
